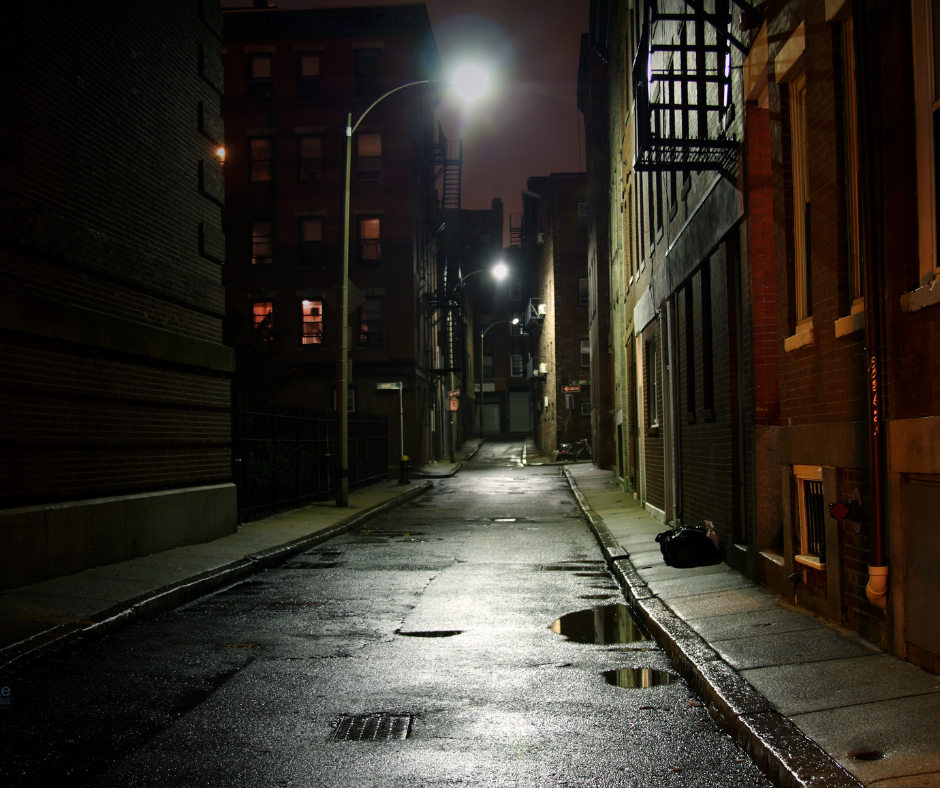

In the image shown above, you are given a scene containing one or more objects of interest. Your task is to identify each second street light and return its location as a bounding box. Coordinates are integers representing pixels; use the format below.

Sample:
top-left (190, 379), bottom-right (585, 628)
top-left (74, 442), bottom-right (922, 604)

top-left (336, 67), bottom-right (488, 506)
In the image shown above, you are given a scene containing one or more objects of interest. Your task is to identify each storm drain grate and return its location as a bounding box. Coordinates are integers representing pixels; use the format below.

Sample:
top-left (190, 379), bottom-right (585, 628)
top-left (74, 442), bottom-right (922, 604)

top-left (329, 713), bottom-right (413, 741)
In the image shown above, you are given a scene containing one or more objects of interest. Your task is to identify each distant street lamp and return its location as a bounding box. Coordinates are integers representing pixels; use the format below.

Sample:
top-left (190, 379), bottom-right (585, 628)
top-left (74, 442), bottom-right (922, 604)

top-left (479, 316), bottom-right (519, 438)
top-left (336, 70), bottom-right (488, 505)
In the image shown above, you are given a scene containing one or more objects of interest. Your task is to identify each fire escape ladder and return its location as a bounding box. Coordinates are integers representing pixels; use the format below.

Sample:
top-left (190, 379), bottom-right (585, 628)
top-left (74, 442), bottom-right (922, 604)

top-left (431, 123), bottom-right (463, 211)
top-left (509, 213), bottom-right (523, 248)
top-left (633, 0), bottom-right (758, 172)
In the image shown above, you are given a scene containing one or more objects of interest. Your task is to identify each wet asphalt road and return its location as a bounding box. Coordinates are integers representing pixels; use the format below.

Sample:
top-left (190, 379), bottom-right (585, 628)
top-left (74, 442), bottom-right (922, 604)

top-left (0, 440), bottom-right (772, 787)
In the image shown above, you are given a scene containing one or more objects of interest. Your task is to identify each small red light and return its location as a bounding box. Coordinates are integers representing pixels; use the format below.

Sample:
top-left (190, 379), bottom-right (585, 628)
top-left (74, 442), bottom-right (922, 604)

top-left (829, 501), bottom-right (851, 520)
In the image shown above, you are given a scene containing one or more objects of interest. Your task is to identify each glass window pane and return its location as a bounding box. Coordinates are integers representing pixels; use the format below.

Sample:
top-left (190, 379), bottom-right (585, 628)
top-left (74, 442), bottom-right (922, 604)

top-left (357, 133), bottom-right (382, 157)
top-left (300, 54), bottom-right (320, 77)
top-left (251, 139), bottom-right (272, 159)
top-left (252, 56), bottom-right (271, 79)
top-left (300, 137), bottom-right (321, 159)
top-left (302, 219), bottom-right (322, 242)
top-left (360, 218), bottom-right (380, 239)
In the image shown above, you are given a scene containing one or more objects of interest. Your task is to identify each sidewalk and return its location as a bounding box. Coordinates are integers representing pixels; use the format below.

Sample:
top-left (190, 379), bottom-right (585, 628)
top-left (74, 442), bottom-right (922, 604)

top-left (564, 463), bottom-right (940, 788)
top-left (521, 434), bottom-right (593, 466)
top-left (411, 437), bottom-right (484, 478)
top-left (0, 478), bottom-right (432, 674)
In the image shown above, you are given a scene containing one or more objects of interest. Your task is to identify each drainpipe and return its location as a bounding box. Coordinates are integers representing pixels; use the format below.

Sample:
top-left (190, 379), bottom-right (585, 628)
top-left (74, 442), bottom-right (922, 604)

top-left (854, 0), bottom-right (887, 608)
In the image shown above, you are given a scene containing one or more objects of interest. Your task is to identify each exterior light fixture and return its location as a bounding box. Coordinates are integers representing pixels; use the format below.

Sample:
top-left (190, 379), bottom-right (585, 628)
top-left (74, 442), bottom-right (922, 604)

top-left (492, 261), bottom-right (508, 280)
top-left (451, 64), bottom-right (489, 102)
top-left (216, 147), bottom-right (225, 162)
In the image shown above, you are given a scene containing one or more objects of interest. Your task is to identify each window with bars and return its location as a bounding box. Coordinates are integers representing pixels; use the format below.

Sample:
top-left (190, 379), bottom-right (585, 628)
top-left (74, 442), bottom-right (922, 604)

top-left (359, 297), bottom-right (384, 347)
top-left (298, 136), bottom-right (323, 183)
top-left (301, 300), bottom-right (323, 345)
top-left (355, 49), bottom-right (380, 96)
top-left (794, 466), bottom-right (826, 568)
top-left (249, 138), bottom-right (273, 183)
top-left (252, 222), bottom-right (273, 265)
top-left (298, 218), bottom-right (323, 268)
top-left (358, 216), bottom-right (382, 264)
top-left (248, 55), bottom-right (273, 100)
top-left (511, 354), bottom-right (524, 377)
top-left (297, 53), bottom-right (321, 99)
top-left (357, 133), bottom-right (382, 180)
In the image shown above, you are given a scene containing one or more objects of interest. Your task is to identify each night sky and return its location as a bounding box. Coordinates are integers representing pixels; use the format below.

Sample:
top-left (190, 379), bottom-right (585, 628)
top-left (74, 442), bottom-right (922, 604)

top-left (225, 0), bottom-right (592, 246)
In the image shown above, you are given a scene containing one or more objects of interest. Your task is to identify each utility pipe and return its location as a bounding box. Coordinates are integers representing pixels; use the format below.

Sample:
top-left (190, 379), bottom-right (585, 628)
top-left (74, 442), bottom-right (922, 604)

top-left (853, 1), bottom-right (888, 608)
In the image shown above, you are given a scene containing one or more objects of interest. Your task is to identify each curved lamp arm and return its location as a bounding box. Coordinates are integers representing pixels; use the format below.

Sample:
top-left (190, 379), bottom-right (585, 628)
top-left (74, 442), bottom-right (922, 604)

top-left (349, 79), bottom-right (436, 135)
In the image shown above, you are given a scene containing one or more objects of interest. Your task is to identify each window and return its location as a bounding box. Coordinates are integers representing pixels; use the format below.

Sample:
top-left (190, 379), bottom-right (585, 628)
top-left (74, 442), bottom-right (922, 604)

top-left (252, 301), bottom-right (273, 328)
top-left (358, 216), bottom-right (382, 264)
top-left (580, 339), bottom-right (590, 368)
top-left (298, 136), bottom-right (323, 183)
top-left (793, 465), bottom-right (826, 569)
top-left (581, 401), bottom-right (591, 416)
top-left (790, 73), bottom-right (811, 321)
top-left (252, 222), bottom-right (273, 265)
top-left (355, 48), bottom-right (381, 96)
top-left (297, 53), bottom-right (321, 99)
top-left (356, 133), bottom-right (382, 180)
top-left (647, 338), bottom-right (659, 428)
top-left (359, 297), bottom-right (384, 346)
top-left (579, 277), bottom-right (589, 306)
top-left (301, 300), bottom-right (323, 344)
top-left (249, 138), bottom-right (273, 183)
top-left (842, 17), bottom-right (863, 303)
top-left (298, 218), bottom-right (323, 268)
top-left (912, 0), bottom-right (940, 284)
top-left (248, 55), bottom-right (273, 101)
top-left (482, 353), bottom-right (494, 378)
top-left (577, 202), bottom-right (588, 229)
top-left (511, 354), bottom-right (524, 377)
top-left (510, 278), bottom-right (522, 300)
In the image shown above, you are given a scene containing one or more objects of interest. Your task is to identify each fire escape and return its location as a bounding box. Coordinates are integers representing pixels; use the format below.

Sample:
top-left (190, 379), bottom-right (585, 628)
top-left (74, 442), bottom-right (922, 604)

top-left (434, 122), bottom-right (462, 211)
top-left (633, 0), bottom-right (760, 172)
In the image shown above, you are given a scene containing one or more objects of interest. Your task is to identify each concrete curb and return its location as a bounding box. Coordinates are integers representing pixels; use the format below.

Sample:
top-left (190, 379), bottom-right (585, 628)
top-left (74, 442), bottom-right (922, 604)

top-left (562, 467), bottom-right (863, 788)
top-left (412, 439), bottom-right (484, 478)
top-left (0, 481), bottom-right (432, 676)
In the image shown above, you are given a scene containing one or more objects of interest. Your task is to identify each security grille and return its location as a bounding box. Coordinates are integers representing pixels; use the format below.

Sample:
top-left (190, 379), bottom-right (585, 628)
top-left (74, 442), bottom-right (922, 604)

top-left (802, 480), bottom-right (826, 563)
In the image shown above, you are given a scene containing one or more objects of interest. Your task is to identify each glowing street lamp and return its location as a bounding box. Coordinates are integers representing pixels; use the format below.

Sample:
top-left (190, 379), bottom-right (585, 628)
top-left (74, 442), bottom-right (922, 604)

top-left (335, 68), bottom-right (489, 506)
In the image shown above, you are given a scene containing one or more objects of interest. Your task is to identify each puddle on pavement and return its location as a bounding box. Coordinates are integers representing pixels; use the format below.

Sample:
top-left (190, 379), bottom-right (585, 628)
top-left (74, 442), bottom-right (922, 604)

top-left (850, 750), bottom-right (885, 762)
top-left (283, 561), bottom-right (341, 569)
top-left (579, 593), bottom-right (616, 600)
top-left (602, 668), bottom-right (677, 688)
top-left (542, 564), bottom-right (606, 572)
top-left (575, 572), bottom-right (613, 578)
top-left (397, 630), bottom-right (463, 638)
top-left (550, 604), bottom-right (652, 645)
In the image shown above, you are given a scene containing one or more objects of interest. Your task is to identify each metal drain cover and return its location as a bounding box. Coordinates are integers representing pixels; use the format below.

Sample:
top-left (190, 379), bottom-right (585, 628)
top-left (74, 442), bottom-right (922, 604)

top-left (330, 713), bottom-right (413, 741)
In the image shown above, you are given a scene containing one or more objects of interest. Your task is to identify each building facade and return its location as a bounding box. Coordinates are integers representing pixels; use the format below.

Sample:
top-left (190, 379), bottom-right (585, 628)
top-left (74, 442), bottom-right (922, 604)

top-left (0, 1), bottom-right (236, 589)
top-left (222, 4), bottom-right (445, 466)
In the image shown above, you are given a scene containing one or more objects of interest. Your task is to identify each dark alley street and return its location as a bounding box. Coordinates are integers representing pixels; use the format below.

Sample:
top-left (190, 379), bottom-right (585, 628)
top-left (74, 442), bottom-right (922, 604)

top-left (0, 442), bottom-right (771, 787)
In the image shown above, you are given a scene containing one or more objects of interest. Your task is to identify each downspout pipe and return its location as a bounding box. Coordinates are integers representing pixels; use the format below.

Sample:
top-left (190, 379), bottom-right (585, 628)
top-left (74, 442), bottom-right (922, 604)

top-left (854, 0), bottom-right (888, 608)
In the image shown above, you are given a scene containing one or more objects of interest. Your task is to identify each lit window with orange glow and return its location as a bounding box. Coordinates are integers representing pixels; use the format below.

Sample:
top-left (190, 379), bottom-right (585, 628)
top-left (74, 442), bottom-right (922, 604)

top-left (302, 300), bottom-right (323, 345)
top-left (252, 301), bottom-right (273, 328)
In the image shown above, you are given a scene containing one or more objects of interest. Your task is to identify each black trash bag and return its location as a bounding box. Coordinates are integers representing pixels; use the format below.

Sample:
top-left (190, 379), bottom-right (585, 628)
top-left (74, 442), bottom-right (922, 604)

top-left (655, 525), bottom-right (722, 568)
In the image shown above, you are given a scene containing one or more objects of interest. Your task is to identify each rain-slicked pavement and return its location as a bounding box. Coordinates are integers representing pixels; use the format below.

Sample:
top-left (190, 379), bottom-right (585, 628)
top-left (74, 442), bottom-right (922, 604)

top-left (0, 440), bottom-right (773, 787)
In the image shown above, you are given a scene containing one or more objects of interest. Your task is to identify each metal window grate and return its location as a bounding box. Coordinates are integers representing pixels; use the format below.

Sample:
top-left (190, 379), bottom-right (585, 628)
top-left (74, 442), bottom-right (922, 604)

top-left (803, 480), bottom-right (826, 563)
top-left (329, 713), bottom-right (413, 741)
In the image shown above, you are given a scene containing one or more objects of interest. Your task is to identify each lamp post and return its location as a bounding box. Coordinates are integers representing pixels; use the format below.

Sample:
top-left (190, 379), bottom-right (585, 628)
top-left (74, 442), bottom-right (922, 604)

top-left (336, 68), bottom-right (488, 506)
top-left (479, 317), bottom-right (519, 438)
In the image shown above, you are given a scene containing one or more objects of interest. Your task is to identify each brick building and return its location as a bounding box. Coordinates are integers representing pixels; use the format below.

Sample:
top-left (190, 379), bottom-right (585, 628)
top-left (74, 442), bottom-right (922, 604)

top-left (0, 1), bottom-right (235, 589)
top-left (221, 4), bottom-right (445, 466)
top-left (586, 0), bottom-right (940, 675)
top-left (524, 174), bottom-right (590, 457)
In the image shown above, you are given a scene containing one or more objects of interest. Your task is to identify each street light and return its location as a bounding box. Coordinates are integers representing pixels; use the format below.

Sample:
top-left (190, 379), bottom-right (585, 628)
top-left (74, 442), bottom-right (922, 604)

top-left (336, 70), bottom-right (488, 506)
top-left (479, 317), bottom-right (519, 438)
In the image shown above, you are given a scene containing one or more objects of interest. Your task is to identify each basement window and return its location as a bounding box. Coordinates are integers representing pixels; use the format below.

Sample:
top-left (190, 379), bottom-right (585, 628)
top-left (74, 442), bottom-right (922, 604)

top-left (794, 465), bottom-right (826, 569)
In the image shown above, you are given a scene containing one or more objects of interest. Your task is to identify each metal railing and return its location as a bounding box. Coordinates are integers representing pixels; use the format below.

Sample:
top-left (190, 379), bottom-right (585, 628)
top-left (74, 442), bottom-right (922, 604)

top-left (233, 399), bottom-right (388, 522)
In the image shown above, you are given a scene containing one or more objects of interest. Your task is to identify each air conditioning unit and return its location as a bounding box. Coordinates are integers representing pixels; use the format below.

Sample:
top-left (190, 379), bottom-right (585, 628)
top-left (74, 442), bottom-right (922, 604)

top-left (537, 232), bottom-right (545, 244)
top-left (539, 362), bottom-right (548, 375)
top-left (537, 303), bottom-right (547, 316)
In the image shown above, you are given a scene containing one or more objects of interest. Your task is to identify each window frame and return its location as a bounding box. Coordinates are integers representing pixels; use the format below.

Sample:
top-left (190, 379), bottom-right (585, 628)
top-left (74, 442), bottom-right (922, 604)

top-left (248, 54), bottom-right (273, 101)
top-left (296, 52), bottom-right (321, 100)
top-left (793, 465), bottom-right (826, 569)
top-left (482, 353), bottom-right (494, 379)
top-left (297, 135), bottom-right (323, 183)
top-left (298, 217), bottom-right (323, 268)
top-left (790, 72), bottom-right (812, 322)
top-left (841, 16), bottom-right (863, 306)
top-left (355, 48), bottom-right (381, 97)
top-left (251, 221), bottom-right (274, 266)
top-left (580, 400), bottom-right (592, 417)
top-left (510, 354), bottom-right (524, 377)
top-left (356, 132), bottom-right (382, 181)
top-left (577, 202), bottom-right (588, 230)
top-left (358, 296), bottom-right (384, 348)
top-left (580, 338), bottom-right (591, 368)
top-left (252, 300), bottom-right (273, 329)
top-left (249, 137), bottom-right (274, 183)
top-left (357, 215), bottom-right (382, 266)
top-left (301, 299), bottom-right (323, 345)
top-left (912, 0), bottom-right (940, 285)
top-left (647, 337), bottom-right (660, 429)
top-left (579, 277), bottom-right (589, 306)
